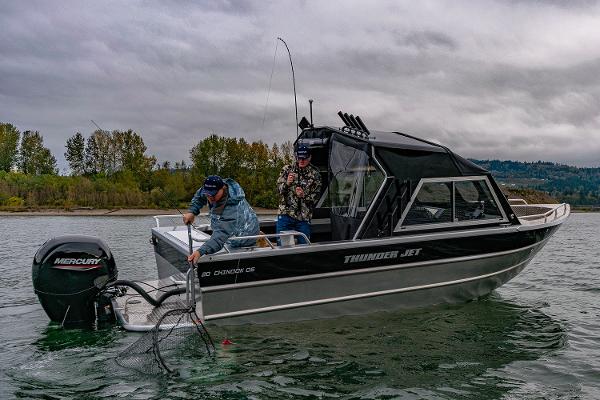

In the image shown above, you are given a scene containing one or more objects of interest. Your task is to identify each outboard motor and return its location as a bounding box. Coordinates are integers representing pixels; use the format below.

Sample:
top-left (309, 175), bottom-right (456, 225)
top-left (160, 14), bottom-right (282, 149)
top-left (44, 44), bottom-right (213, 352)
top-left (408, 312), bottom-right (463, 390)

top-left (32, 235), bottom-right (118, 326)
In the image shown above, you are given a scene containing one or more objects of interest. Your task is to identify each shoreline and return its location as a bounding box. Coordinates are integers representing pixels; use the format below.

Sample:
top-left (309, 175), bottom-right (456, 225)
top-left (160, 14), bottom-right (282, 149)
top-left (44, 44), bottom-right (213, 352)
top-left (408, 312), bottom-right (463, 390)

top-left (0, 207), bottom-right (596, 217)
top-left (0, 207), bottom-right (277, 217)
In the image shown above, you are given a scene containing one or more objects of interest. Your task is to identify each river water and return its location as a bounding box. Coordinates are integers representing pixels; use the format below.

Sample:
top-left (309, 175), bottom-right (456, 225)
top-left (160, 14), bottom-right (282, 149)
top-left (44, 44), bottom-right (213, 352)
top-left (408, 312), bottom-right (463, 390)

top-left (0, 213), bottom-right (598, 399)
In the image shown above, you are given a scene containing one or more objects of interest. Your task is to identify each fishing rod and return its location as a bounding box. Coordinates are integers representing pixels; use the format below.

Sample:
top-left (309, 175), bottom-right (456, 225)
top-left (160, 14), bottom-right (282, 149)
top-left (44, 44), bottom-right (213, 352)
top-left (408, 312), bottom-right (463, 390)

top-left (275, 37), bottom-right (304, 217)
top-left (277, 37), bottom-right (299, 138)
top-left (88, 120), bottom-right (197, 306)
top-left (90, 120), bottom-right (104, 132)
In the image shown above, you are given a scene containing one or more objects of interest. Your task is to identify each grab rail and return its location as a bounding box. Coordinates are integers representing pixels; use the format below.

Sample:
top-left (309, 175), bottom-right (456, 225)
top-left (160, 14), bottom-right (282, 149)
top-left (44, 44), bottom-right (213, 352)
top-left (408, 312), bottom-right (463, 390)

top-left (154, 214), bottom-right (182, 228)
top-left (153, 214), bottom-right (208, 228)
top-left (515, 203), bottom-right (569, 223)
top-left (224, 232), bottom-right (311, 252)
top-left (185, 229), bottom-right (311, 252)
top-left (508, 198), bottom-right (528, 205)
top-left (154, 215), bottom-right (311, 252)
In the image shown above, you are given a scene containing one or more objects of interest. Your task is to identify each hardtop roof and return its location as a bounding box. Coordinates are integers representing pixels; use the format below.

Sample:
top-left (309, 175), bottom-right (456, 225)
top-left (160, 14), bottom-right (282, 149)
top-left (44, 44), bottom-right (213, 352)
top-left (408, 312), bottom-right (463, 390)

top-left (299, 126), bottom-right (488, 176)
top-left (362, 129), bottom-right (447, 153)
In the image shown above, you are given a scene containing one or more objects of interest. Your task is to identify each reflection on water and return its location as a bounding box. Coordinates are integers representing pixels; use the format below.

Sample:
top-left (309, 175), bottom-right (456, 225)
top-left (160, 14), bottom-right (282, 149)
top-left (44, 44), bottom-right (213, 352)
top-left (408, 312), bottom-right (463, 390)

top-left (9, 295), bottom-right (566, 399)
top-left (33, 325), bottom-right (121, 352)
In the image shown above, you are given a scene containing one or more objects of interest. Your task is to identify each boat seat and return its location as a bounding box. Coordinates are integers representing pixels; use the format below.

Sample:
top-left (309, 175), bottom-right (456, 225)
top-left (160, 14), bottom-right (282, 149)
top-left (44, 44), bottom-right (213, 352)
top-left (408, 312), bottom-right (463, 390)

top-left (278, 230), bottom-right (302, 247)
top-left (404, 206), bottom-right (434, 225)
top-left (256, 231), bottom-right (271, 248)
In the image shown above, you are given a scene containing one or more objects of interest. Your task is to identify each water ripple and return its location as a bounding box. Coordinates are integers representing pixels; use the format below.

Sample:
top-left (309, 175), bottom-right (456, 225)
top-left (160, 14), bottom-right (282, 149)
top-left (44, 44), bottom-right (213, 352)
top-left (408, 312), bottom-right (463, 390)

top-left (1, 214), bottom-right (600, 398)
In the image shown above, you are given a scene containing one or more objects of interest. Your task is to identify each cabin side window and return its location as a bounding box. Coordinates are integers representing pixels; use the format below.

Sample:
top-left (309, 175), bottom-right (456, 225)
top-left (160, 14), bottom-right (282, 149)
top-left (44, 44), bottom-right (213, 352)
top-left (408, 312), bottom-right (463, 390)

top-left (403, 182), bottom-right (452, 226)
top-left (455, 180), bottom-right (502, 221)
top-left (397, 176), bottom-right (506, 230)
top-left (320, 141), bottom-right (384, 215)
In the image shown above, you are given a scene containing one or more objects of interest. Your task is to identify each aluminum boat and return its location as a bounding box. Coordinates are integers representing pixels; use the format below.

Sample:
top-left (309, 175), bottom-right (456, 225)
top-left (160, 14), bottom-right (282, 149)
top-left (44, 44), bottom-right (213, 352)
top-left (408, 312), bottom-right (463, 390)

top-left (32, 112), bottom-right (570, 330)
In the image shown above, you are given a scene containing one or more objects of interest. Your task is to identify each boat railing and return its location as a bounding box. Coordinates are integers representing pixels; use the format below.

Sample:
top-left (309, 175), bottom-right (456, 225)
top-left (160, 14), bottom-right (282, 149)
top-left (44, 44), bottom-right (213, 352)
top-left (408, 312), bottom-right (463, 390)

top-left (512, 203), bottom-right (569, 223)
top-left (154, 215), bottom-right (311, 252)
top-left (154, 214), bottom-right (184, 228)
top-left (508, 198), bottom-right (528, 205)
top-left (194, 232), bottom-right (311, 253)
top-left (153, 214), bottom-right (210, 228)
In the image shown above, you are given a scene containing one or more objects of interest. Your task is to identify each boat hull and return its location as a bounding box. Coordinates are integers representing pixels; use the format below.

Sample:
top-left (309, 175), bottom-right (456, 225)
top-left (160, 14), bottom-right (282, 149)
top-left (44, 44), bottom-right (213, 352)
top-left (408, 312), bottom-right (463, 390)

top-left (151, 222), bottom-right (560, 325)
top-left (201, 238), bottom-right (544, 325)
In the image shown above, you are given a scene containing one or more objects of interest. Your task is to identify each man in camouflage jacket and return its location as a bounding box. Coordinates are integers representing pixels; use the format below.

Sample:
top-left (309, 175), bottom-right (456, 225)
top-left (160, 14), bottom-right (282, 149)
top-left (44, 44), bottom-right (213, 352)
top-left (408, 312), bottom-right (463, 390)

top-left (276, 145), bottom-right (322, 244)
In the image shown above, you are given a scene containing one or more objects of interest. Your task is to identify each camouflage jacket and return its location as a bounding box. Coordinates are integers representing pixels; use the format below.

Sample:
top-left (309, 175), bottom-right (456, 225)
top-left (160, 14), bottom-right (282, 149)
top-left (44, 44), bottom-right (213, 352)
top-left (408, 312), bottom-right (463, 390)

top-left (276, 163), bottom-right (322, 221)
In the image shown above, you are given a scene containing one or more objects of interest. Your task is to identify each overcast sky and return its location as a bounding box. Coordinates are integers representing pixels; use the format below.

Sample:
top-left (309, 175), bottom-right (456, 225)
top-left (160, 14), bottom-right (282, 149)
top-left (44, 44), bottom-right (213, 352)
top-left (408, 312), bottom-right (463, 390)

top-left (2, 0), bottom-right (600, 171)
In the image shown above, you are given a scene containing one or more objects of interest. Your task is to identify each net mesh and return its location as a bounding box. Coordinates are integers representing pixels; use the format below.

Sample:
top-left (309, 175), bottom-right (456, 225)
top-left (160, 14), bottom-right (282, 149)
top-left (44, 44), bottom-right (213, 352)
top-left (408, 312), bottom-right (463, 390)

top-left (116, 305), bottom-right (214, 375)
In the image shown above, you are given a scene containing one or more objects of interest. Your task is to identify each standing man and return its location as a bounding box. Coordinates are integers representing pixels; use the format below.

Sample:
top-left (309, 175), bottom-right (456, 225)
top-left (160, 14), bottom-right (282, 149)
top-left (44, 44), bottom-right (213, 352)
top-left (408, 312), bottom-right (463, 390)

top-left (276, 145), bottom-right (322, 244)
top-left (183, 175), bottom-right (259, 263)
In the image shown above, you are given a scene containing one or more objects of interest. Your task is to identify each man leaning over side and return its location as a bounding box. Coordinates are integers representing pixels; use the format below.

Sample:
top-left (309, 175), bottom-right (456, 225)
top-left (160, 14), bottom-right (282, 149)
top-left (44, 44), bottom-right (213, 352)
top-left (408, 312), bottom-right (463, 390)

top-left (183, 175), bottom-right (259, 263)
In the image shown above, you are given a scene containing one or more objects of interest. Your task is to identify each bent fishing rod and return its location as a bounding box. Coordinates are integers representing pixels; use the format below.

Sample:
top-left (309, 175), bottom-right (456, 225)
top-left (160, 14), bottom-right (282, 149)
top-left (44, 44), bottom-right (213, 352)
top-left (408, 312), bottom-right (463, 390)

top-left (277, 37), bottom-right (299, 139)
top-left (275, 37), bottom-right (304, 216)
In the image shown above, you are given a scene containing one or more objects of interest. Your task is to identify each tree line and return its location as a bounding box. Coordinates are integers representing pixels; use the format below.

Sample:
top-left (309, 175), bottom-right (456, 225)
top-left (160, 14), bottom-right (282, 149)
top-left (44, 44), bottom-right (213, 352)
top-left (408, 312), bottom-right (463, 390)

top-left (4, 121), bottom-right (599, 210)
top-left (0, 122), bottom-right (293, 209)
top-left (0, 123), bottom-right (58, 175)
top-left (473, 159), bottom-right (600, 206)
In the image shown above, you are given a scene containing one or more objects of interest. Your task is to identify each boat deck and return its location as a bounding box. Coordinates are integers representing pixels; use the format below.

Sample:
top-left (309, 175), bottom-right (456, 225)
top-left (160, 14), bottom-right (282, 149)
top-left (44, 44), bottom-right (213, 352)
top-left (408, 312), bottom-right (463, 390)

top-left (111, 278), bottom-right (201, 331)
top-left (510, 202), bottom-right (570, 225)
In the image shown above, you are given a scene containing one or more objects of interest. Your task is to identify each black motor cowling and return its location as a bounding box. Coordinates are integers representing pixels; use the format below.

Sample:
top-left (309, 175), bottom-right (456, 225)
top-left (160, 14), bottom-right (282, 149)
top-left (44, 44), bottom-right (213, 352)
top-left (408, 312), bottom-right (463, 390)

top-left (32, 235), bottom-right (118, 326)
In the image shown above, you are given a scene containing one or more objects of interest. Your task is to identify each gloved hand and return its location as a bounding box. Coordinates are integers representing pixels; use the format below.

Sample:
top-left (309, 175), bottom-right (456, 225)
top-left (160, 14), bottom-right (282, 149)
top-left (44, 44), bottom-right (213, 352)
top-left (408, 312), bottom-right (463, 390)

top-left (183, 212), bottom-right (195, 225)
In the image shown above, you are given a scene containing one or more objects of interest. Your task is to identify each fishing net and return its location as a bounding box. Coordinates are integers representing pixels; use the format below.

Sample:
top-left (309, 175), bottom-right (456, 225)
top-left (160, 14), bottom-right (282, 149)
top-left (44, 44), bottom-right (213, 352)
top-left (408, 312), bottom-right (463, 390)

top-left (116, 224), bottom-right (214, 374)
top-left (115, 303), bottom-right (215, 375)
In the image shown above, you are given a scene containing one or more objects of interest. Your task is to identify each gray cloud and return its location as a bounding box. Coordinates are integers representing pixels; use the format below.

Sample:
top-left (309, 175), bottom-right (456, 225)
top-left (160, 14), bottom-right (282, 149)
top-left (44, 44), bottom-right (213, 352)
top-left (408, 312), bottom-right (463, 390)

top-left (395, 31), bottom-right (458, 51)
top-left (1, 0), bottom-right (600, 171)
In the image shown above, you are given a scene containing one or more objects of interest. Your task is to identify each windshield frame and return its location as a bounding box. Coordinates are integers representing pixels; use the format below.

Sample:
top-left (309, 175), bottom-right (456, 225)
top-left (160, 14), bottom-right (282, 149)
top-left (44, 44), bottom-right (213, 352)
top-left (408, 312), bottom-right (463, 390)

top-left (394, 175), bottom-right (509, 232)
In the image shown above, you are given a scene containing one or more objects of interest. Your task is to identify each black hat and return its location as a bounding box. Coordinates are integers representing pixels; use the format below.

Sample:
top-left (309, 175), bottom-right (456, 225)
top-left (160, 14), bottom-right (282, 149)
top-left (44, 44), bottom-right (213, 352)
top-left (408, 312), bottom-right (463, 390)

top-left (200, 175), bottom-right (224, 196)
top-left (295, 145), bottom-right (311, 160)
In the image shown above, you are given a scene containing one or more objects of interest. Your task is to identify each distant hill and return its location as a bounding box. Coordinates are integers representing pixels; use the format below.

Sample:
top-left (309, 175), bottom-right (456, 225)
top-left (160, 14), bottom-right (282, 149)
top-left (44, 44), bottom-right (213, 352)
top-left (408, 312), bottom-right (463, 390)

top-left (471, 159), bottom-right (600, 206)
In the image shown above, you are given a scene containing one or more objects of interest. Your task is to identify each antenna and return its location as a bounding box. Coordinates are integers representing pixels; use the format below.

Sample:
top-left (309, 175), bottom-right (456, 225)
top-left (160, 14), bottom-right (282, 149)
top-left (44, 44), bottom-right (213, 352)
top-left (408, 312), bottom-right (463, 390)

top-left (277, 37), bottom-right (299, 138)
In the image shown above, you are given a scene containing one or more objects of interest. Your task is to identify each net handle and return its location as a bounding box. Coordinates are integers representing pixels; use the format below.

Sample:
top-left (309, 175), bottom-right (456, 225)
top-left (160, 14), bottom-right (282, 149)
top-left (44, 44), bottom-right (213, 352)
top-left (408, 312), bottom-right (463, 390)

top-left (187, 224), bottom-right (201, 315)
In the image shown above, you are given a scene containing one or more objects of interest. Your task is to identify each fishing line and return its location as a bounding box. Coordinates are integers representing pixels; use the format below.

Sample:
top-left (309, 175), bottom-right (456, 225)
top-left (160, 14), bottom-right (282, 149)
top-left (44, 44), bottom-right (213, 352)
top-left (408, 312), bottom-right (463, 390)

top-left (262, 39), bottom-right (279, 130)
top-left (156, 187), bottom-right (184, 216)
top-left (277, 37), bottom-right (299, 138)
top-left (222, 257), bottom-right (242, 346)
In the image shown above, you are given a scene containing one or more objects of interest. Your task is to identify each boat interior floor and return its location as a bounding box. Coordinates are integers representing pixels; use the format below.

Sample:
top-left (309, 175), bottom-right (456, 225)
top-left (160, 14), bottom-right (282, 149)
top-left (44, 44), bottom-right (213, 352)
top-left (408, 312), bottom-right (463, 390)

top-left (111, 278), bottom-right (200, 332)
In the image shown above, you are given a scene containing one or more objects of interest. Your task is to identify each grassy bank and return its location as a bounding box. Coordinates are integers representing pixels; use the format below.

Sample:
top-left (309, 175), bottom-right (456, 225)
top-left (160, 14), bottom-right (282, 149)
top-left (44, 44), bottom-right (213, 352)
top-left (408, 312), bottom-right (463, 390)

top-left (0, 207), bottom-right (277, 216)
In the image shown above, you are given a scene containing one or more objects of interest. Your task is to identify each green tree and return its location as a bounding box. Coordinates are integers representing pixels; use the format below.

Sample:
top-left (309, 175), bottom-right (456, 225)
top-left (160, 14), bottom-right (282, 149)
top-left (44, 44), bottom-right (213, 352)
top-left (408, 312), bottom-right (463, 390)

top-left (0, 123), bottom-right (20, 172)
top-left (174, 160), bottom-right (187, 170)
top-left (65, 132), bottom-right (86, 175)
top-left (190, 134), bottom-right (227, 176)
top-left (188, 134), bottom-right (294, 207)
top-left (113, 129), bottom-right (155, 176)
top-left (85, 130), bottom-right (113, 174)
top-left (18, 131), bottom-right (57, 175)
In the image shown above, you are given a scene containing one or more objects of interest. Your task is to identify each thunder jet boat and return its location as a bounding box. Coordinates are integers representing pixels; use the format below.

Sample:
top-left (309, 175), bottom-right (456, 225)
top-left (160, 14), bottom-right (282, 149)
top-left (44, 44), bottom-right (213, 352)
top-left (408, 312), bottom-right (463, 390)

top-left (32, 111), bottom-right (569, 330)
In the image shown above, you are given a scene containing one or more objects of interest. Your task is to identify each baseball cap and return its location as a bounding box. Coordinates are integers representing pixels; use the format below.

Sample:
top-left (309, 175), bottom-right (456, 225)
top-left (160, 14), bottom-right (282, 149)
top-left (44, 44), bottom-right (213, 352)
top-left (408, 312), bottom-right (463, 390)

top-left (295, 145), bottom-right (311, 160)
top-left (200, 175), bottom-right (224, 196)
